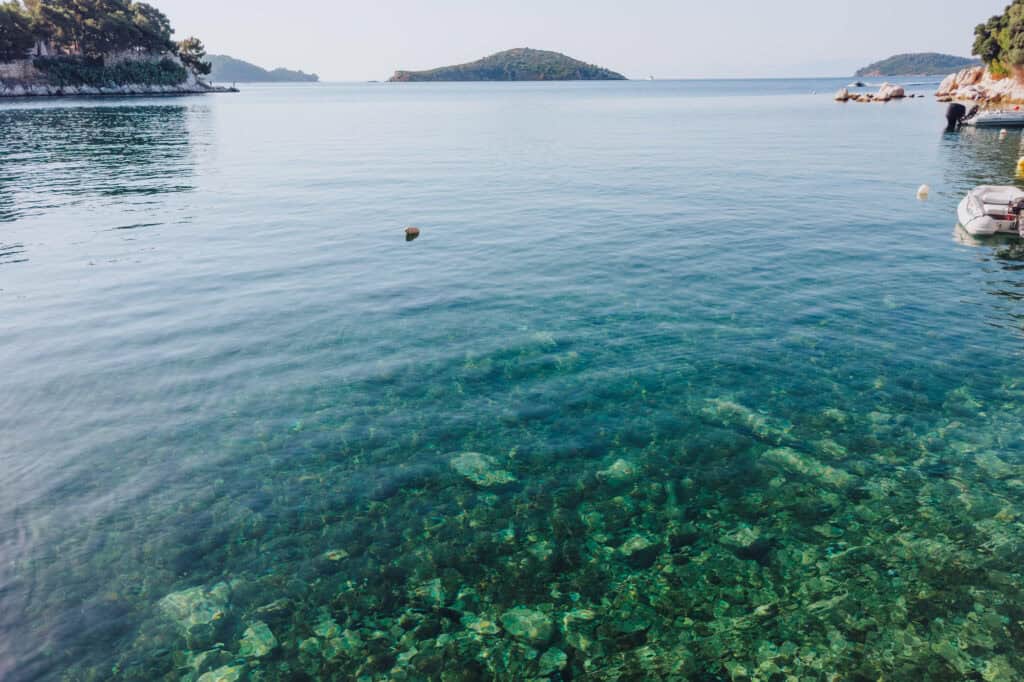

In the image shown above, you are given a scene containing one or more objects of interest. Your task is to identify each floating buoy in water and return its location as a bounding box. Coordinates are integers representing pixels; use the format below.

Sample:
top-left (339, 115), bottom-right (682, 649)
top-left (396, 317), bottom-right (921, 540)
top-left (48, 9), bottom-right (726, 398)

top-left (405, 226), bottom-right (421, 242)
top-left (917, 184), bottom-right (931, 200)
top-left (1017, 158), bottom-right (1024, 176)
top-left (1001, 129), bottom-right (1009, 139)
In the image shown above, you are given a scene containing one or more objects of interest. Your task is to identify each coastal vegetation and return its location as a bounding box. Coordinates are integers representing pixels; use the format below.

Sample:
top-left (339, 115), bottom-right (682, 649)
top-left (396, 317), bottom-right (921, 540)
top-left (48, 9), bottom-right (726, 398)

top-left (974, 1), bottom-right (1024, 76)
top-left (207, 54), bottom-right (318, 83)
top-left (854, 53), bottom-right (979, 77)
top-left (389, 48), bottom-right (625, 82)
top-left (0, 0), bottom-right (209, 86)
top-left (0, 2), bottom-right (35, 61)
top-left (34, 53), bottom-right (184, 85)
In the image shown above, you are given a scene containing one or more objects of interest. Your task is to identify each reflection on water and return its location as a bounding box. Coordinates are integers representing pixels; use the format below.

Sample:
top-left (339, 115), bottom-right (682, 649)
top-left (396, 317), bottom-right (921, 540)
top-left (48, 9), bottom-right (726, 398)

top-left (940, 126), bottom-right (1024, 194)
top-left (0, 242), bottom-right (27, 265)
top-left (0, 104), bottom-right (199, 226)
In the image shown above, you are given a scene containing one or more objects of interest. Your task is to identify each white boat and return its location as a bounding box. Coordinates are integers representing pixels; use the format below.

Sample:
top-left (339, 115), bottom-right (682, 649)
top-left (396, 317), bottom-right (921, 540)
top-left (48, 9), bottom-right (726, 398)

top-left (957, 185), bottom-right (1024, 236)
top-left (963, 109), bottom-right (1024, 128)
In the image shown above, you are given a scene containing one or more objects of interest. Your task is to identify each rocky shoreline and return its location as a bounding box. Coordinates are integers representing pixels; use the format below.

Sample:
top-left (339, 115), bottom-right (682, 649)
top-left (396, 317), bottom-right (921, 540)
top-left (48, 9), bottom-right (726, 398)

top-left (834, 83), bottom-right (921, 103)
top-left (0, 81), bottom-right (237, 97)
top-left (935, 65), bottom-right (1024, 104)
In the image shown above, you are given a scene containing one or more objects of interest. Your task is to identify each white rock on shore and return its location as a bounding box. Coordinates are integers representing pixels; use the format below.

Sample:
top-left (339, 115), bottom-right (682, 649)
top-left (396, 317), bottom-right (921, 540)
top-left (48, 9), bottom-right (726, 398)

top-left (935, 65), bottom-right (1024, 104)
top-left (875, 83), bottom-right (905, 101)
top-left (835, 83), bottom-right (906, 104)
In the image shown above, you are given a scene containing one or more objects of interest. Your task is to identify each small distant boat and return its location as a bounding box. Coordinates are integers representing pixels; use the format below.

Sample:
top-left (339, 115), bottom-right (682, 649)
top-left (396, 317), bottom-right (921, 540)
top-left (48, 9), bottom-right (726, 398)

top-left (648, 75), bottom-right (655, 81)
top-left (963, 109), bottom-right (1024, 128)
top-left (957, 185), bottom-right (1024, 236)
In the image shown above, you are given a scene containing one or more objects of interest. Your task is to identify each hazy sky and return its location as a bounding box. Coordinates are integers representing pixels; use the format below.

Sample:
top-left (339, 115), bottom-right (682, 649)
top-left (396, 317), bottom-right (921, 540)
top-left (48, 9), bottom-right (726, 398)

top-left (156, 0), bottom-right (1008, 81)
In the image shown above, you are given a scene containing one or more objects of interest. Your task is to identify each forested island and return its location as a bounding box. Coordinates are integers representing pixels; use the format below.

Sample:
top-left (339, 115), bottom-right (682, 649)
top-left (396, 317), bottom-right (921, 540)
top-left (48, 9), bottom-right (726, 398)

top-left (208, 55), bottom-right (318, 83)
top-left (855, 53), bottom-right (979, 77)
top-left (389, 48), bottom-right (625, 82)
top-left (0, 0), bottom-right (225, 96)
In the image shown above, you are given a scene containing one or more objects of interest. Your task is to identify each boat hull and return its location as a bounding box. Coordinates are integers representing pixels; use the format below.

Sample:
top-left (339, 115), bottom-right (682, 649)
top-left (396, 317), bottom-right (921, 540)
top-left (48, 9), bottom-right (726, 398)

top-left (957, 196), bottom-right (1020, 236)
top-left (963, 112), bottom-right (1024, 128)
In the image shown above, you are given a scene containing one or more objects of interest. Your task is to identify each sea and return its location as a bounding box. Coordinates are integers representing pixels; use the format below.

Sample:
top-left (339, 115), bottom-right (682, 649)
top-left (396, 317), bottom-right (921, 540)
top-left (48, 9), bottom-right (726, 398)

top-left (3, 77), bottom-right (1024, 681)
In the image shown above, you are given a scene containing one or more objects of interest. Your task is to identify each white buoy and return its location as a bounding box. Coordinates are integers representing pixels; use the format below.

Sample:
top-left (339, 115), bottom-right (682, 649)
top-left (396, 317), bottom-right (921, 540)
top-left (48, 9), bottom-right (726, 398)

top-left (917, 184), bottom-right (931, 200)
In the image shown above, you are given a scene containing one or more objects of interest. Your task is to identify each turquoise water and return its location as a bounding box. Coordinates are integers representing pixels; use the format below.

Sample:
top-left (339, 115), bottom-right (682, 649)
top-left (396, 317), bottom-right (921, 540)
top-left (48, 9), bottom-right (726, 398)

top-left (3, 79), bottom-right (1024, 680)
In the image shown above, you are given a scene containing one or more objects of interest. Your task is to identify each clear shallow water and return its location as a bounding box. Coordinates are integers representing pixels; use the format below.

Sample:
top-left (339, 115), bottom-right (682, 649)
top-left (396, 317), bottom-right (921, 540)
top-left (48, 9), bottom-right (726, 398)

top-left (3, 78), bottom-right (1024, 680)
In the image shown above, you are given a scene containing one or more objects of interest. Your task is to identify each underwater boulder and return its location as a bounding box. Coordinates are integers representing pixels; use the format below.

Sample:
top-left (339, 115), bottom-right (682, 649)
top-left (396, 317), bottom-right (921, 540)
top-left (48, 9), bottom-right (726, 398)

top-left (238, 620), bottom-right (277, 658)
top-left (597, 458), bottom-right (640, 487)
top-left (538, 647), bottom-right (568, 675)
top-left (450, 452), bottom-right (517, 487)
top-left (157, 582), bottom-right (230, 646)
top-left (500, 607), bottom-right (554, 645)
top-left (617, 533), bottom-right (663, 569)
top-left (196, 665), bottom-right (244, 682)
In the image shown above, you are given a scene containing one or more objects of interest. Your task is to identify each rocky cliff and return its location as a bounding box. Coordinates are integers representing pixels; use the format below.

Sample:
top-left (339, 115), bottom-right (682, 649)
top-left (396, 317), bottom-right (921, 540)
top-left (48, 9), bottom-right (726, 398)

top-left (935, 65), bottom-right (1024, 104)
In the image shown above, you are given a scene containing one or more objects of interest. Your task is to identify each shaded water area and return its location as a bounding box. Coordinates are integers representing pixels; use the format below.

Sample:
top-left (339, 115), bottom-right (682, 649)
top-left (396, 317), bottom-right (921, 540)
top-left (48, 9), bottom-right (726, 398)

top-left (3, 80), bottom-right (1024, 680)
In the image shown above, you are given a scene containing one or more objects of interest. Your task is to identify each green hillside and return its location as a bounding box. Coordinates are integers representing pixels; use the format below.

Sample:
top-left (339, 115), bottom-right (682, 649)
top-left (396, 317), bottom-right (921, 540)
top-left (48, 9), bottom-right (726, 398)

top-left (854, 53), bottom-right (980, 77)
top-left (208, 55), bottom-right (318, 83)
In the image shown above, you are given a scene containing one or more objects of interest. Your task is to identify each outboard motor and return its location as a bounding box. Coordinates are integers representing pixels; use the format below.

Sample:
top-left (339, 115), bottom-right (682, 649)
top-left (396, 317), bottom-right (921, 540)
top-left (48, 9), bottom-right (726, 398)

top-left (946, 103), bottom-right (967, 132)
top-left (1011, 197), bottom-right (1024, 220)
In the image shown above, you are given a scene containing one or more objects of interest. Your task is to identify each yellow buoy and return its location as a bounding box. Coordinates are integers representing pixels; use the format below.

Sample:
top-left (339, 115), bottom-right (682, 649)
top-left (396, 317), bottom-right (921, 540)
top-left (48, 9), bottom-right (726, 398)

top-left (1017, 158), bottom-right (1024, 176)
top-left (916, 184), bottom-right (930, 200)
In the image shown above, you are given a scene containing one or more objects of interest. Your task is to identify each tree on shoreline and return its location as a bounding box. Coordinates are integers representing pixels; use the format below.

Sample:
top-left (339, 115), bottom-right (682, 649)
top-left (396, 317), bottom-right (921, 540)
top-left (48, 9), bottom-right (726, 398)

top-left (176, 35), bottom-right (209, 75)
top-left (0, 0), bottom-right (208, 75)
top-left (0, 2), bottom-right (35, 60)
top-left (974, 1), bottom-right (1024, 76)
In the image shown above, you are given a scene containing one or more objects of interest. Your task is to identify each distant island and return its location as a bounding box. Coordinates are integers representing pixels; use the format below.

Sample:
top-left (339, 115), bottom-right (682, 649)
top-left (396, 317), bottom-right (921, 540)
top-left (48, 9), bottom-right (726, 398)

top-left (389, 48), bottom-right (626, 82)
top-left (208, 55), bottom-right (318, 83)
top-left (855, 53), bottom-right (980, 77)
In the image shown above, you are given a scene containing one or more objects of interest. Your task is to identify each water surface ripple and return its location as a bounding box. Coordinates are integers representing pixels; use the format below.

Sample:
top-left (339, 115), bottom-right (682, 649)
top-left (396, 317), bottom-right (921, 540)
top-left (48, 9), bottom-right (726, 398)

top-left (3, 80), bottom-right (1024, 680)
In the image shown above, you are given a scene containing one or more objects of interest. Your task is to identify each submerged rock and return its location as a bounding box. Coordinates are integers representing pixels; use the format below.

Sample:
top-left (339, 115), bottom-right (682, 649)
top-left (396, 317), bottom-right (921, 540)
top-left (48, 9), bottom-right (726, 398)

top-left (410, 577), bottom-right (446, 607)
top-left (157, 582), bottom-right (230, 642)
top-left (462, 613), bottom-right (502, 635)
top-left (313, 612), bottom-right (342, 640)
top-left (617, 533), bottom-right (663, 568)
top-left (450, 452), bottom-right (516, 487)
top-left (701, 399), bottom-right (791, 445)
top-left (500, 607), bottom-right (554, 645)
top-left (763, 447), bottom-right (854, 489)
top-left (538, 647), bottom-right (568, 675)
top-left (597, 458), bottom-right (639, 486)
top-left (561, 609), bottom-right (598, 653)
top-left (238, 620), bottom-right (277, 658)
top-left (196, 665), bottom-right (244, 682)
